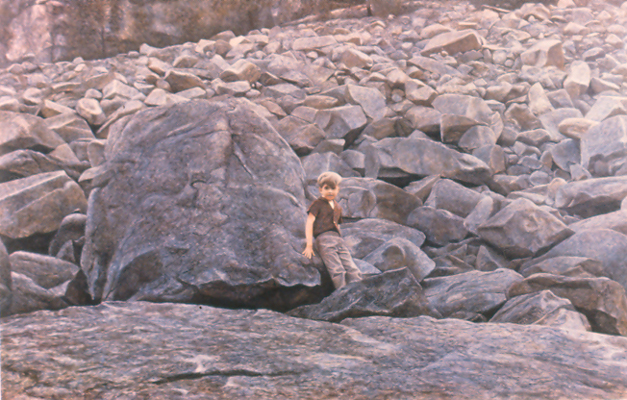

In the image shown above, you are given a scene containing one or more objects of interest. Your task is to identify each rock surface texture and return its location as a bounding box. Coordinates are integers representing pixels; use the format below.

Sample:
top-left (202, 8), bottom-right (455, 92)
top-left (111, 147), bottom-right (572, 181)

top-left (3, 302), bottom-right (627, 399)
top-left (3, 0), bottom-right (627, 397)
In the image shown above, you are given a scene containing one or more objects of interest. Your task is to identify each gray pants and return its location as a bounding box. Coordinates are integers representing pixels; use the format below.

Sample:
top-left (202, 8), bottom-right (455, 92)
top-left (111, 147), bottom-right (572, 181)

top-left (315, 231), bottom-right (363, 290)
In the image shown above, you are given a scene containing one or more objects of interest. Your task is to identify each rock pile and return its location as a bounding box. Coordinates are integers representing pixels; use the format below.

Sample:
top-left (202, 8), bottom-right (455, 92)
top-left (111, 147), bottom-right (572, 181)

top-left (1, 0), bottom-right (627, 335)
top-left (4, 0), bottom-right (627, 396)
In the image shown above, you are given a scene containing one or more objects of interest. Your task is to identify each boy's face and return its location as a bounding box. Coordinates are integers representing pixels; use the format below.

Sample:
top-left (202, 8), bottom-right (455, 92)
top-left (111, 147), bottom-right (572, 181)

top-left (320, 184), bottom-right (339, 202)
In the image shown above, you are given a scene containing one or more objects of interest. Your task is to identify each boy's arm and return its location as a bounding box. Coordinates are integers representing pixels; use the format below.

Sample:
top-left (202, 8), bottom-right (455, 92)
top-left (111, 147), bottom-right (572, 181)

top-left (302, 213), bottom-right (316, 259)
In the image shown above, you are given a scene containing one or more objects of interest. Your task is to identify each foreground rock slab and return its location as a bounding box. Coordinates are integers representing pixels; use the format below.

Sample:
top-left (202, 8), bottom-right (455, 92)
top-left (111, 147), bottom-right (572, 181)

top-left (2, 302), bottom-right (627, 399)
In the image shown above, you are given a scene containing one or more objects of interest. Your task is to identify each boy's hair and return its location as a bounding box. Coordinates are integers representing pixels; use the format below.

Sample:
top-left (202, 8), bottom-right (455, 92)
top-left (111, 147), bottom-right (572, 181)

top-left (317, 171), bottom-right (342, 189)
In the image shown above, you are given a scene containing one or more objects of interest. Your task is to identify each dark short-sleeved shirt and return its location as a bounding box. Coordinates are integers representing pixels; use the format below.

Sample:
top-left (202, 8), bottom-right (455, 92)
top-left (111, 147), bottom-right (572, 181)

top-left (307, 198), bottom-right (343, 238)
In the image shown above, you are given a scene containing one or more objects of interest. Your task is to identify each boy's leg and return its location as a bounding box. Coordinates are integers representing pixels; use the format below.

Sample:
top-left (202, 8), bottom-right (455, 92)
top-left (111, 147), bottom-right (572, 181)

top-left (315, 235), bottom-right (346, 290)
top-left (337, 240), bottom-right (363, 284)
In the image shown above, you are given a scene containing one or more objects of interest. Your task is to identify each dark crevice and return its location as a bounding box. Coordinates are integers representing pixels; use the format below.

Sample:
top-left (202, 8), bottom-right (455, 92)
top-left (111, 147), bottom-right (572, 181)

top-left (151, 368), bottom-right (304, 385)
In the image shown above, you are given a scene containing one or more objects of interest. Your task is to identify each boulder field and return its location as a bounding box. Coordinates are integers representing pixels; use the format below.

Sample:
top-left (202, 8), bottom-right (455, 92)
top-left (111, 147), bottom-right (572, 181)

top-left (2, 0), bottom-right (627, 397)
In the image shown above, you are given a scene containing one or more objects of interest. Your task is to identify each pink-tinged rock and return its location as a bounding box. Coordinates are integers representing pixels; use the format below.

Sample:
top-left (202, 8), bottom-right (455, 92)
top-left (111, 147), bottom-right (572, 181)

top-left (421, 30), bottom-right (483, 56)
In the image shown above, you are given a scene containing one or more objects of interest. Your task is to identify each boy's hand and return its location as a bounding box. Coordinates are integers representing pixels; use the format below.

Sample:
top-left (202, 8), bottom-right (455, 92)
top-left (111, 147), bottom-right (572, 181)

top-left (302, 245), bottom-right (314, 259)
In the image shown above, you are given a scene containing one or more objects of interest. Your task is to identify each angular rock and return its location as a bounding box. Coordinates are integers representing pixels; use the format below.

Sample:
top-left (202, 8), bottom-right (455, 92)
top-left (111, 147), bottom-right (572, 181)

top-left (0, 149), bottom-right (79, 182)
top-left (477, 198), bottom-right (573, 258)
top-left (336, 177), bottom-right (422, 225)
top-left (8, 252), bottom-right (79, 290)
top-left (402, 106), bottom-right (442, 134)
top-left (569, 210), bottom-right (627, 236)
top-left (302, 152), bottom-right (359, 184)
top-left (0, 171), bottom-right (88, 239)
top-left (458, 126), bottom-right (498, 152)
top-left (473, 145), bottom-right (506, 174)
top-left (490, 290), bottom-right (578, 326)
top-left (8, 272), bottom-right (69, 315)
top-left (75, 98), bottom-right (106, 126)
top-left (527, 83), bottom-right (554, 116)
top-left (346, 84), bottom-right (386, 121)
top-left (342, 218), bottom-right (426, 260)
top-left (315, 105), bottom-right (367, 145)
top-left (80, 99), bottom-right (318, 308)
top-left (563, 60), bottom-right (591, 99)
top-left (520, 40), bottom-right (565, 69)
top-left (528, 229), bottom-right (627, 293)
top-left (508, 273), bottom-right (627, 336)
top-left (558, 117), bottom-right (598, 140)
top-left (432, 94), bottom-right (494, 126)
top-left (144, 88), bottom-right (189, 106)
top-left (533, 307), bottom-right (592, 331)
top-left (539, 108), bottom-right (582, 142)
top-left (423, 268), bottom-right (524, 319)
top-left (407, 206), bottom-right (469, 247)
top-left (554, 176), bottom-right (627, 217)
top-left (219, 59), bottom-right (261, 83)
top-left (103, 80), bottom-right (142, 100)
top-left (340, 48), bottom-right (373, 69)
top-left (292, 36), bottom-right (337, 52)
top-left (421, 30), bottom-right (483, 57)
top-left (585, 97), bottom-right (627, 122)
top-left (424, 179), bottom-right (483, 218)
top-left (362, 238), bottom-right (435, 282)
top-left (549, 139), bottom-right (580, 171)
top-left (165, 70), bottom-right (204, 93)
top-left (581, 115), bottom-right (627, 176)
top-left (464, 196), bottom-right (498, 236)
top-left (288, 268), bottom-right (439, 322)
top-left (0, 111), bottom-right (66, 157)
top-left (45, 112), bottom-right (96, 143)
top-left (275, 116), bottom-right (325, 155)
top-left (519, 256), bottom-right (604, 279)
top-left (3, 302), bottom-right (627, 399)
top-left (371, 138), bottom-right (492, 185)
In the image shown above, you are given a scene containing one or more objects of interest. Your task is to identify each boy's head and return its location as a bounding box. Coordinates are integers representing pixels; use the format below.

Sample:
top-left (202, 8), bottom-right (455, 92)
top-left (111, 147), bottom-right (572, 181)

top-left (317, 171), bottom-right (342, 189)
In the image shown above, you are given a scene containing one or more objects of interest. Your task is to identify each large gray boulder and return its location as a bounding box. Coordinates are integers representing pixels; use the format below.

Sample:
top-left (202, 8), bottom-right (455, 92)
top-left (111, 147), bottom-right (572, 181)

top-left (362, 238), bottom-right (435, 282)
top-left (581, 115), bottom-right (627, 177)
top-left (525, 229), bottom-right (627, 294)
top-left (407, 206), bottom-right (469, 247)
top-left (370, 137), bottom-right (493, 185)
top-left (80, 99), bottom-right (321, 309)
top-left (288, 268), bottom-right (439, 322)
top-left (490, 290), bottom-right (587, 329)
top-left (477, 198), bottom-right (574, 259)
top-left (341, 218), bottom-right (426, 259)
top-left (1, 302), bottom-right (627, 399)
top-left (422, 268), bottom-right (524, 320)
top-left (509, 274), bottom-right (627, 336)
top-left (0, 111), bottom-right (65, 157)
top-left (335, 177), bottom-right (422, 225)
top-left (554, 176), bottom-right (627, 218)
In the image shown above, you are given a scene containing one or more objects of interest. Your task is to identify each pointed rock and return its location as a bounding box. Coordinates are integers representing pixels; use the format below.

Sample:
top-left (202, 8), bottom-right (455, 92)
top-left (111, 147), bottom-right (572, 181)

top-left (477, 198), bottom-right (574, 259)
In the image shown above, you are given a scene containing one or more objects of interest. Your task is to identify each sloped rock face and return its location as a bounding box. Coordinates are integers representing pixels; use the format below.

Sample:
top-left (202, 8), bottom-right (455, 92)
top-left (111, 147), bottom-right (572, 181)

top-left (3, 302), bottom-right (627, 399)
top-left (80, 98), bottom-right (318, 309)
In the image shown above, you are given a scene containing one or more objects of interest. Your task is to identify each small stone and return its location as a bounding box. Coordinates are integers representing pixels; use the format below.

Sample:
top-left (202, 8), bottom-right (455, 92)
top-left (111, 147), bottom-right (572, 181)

top-left (520, 40), bottom-right (565, 69)
top-left (563, 60), bottom-right (591, 99)
top-left (421, 30), bottom-right (483, 57)
top-left (75, 98), bottom-right (106, 126)
top-left (165, 70), bottom-right (204, 93)
top-left (340, 48), bottom-right (373, 69)
top-left (558, 118), bottom-right (598, 140)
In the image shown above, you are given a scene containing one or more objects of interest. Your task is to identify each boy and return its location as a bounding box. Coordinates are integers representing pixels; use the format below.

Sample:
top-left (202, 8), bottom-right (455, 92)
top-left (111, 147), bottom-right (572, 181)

top-left (302, 171), bottom-right (363, 290)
